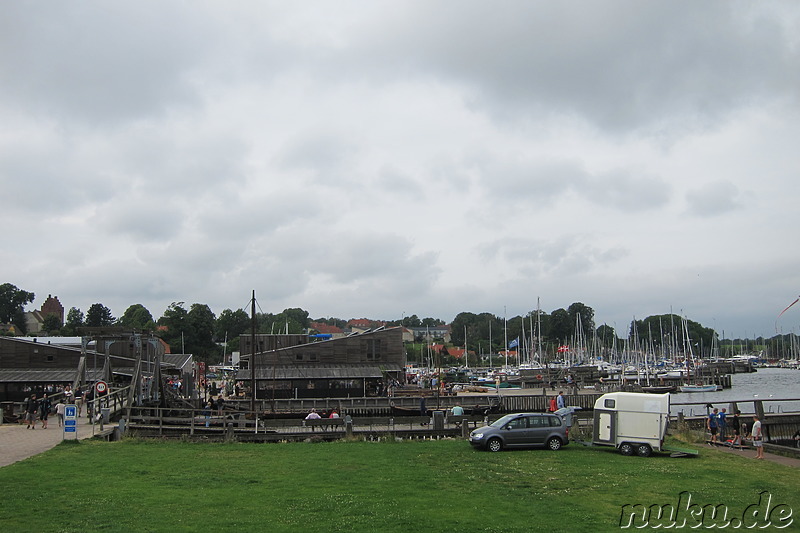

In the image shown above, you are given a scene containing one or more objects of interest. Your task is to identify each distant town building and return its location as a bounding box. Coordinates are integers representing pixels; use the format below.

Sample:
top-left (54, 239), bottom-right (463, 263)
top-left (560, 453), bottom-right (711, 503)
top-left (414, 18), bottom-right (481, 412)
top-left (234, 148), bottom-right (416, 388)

top-left (346, 318), bottom-right (386, 333)
top-left (309, 322), bottom-right (345, 338)
top-left (409, 325), bottom-right (451, 343)
top-left (24, 294), bottom-right (65, 334)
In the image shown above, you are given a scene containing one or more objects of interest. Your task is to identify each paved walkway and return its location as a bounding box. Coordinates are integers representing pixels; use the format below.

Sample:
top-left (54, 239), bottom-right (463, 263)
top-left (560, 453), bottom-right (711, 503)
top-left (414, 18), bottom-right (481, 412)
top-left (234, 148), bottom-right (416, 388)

top-left (705, 441), bottom-right (800, 468)
top-left (0, 415), bottom-right (107, 468)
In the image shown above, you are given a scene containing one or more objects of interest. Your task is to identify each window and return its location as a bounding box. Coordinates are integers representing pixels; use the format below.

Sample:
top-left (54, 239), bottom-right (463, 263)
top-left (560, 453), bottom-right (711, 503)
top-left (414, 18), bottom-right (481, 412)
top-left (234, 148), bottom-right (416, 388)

top-left (604, 399), bottom-right (616, 409)
top-left (548, 416), bottom-right (562, 427)
top-left (529, 416), bottom-right (546, 428)
top-left (506, 417), bottom-right (527, 430)
top-left (366, 339), bottom-right (381, 361)
top-left (45, 355), bottom-right (55, 363)
top-left (295, 354), bottom-right (304, 362)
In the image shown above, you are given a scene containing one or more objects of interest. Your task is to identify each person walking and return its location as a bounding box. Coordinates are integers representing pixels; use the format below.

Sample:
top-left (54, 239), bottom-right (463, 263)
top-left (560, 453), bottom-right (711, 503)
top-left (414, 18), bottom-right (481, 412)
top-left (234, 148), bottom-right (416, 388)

top-left (751, 415), bottom-right (764, 459)
top-left (556, 391), bottom-right (566, 410)
top-left (25, 394), bottom-right (38, 429)
top-left (39, 393), bottom-right (52, 429)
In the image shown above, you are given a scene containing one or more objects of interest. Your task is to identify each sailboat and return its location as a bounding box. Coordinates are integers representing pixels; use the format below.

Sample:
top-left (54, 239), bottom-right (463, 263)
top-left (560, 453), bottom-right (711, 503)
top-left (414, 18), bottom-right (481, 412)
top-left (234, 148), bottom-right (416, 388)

top-left (678, 316), bottom-right (720, 392)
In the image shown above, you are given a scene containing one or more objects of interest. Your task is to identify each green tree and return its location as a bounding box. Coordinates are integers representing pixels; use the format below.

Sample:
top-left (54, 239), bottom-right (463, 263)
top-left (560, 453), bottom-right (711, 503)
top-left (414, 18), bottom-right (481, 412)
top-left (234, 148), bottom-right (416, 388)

top-left (421, 317), bottom-right (444, 327)
top-left (157, 302), bottom-right (189, 353)
top-left (63, 307), bottom-right (84, 336)
top-left (0, 283), bottom-right (35, 334)
top-left (548, 308), bottom-right (572, 345)
top-left (85, 303), bottom-right (115, 327)
top-left (119, 304), bottom-right (155, 330)
top-left (280, 308), bottom-right (310, 330)
top-left (567, 302), bottom-right (595, 339)
top-left (596, 324), bottom-right (620, 348)
top-left (41, 314), bottom-right (63, 334)
top-left (215, 308), bottom-right (250, 353)
top-left (187, 303), bottom-right (217, 361)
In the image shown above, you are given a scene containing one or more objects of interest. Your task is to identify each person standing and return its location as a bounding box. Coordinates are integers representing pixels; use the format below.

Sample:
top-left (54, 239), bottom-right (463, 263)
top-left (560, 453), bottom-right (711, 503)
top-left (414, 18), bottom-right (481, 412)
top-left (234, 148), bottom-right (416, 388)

top-left (556, 391), bottom-right (566, 410)
top-left (751, 415), bottom-right (764, 459)
top-left (707, 408), bottom-right (719, 445)
top-left (39, 393), bottom-right (52, 429)
top-left (718, 408), bottom-right (728, 442)
top-left (56, 399), bottom-right (66, 428)
top-left (549, 394), bottom-right (557, 412)
top-left (730, 410), bottom-right (743, 449)
top-left (74, 385), bottom-right (84, 416)
top-left (202, 401), bottom-right (212, 428)
top-left (84, 387), bottom-right (95, 420)
top-left (25, 394), bottom-right (38, 429)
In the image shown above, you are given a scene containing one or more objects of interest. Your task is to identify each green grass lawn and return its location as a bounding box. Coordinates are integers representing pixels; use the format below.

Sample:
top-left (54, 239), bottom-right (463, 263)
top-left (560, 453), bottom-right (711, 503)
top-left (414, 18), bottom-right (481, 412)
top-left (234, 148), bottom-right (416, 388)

top-left (0, 437), bottom-right (797, 532)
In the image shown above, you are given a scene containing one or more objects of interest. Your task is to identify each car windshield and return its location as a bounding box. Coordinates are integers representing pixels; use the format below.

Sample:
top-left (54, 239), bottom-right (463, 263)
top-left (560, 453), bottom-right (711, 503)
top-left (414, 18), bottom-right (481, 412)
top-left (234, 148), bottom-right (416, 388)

top-left (489, 414), bottom-right (517, 428)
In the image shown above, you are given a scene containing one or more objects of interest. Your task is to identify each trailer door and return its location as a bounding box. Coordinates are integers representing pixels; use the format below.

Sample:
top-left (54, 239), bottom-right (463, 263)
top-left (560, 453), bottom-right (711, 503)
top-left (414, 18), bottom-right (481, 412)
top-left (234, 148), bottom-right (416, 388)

top-left (594, 409), bottom-right (615, 444)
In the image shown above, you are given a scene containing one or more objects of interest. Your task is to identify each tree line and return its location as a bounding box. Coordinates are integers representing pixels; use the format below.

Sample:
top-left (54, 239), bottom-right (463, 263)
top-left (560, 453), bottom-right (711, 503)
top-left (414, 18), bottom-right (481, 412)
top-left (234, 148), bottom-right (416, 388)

top-left (1, 282), bottom-right (795, 363)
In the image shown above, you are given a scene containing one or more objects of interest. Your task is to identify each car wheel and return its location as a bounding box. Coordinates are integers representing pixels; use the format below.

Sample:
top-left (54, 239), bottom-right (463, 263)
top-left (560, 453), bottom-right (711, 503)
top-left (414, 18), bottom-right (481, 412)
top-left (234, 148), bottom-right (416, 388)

top-left (619, 443), bottom-right (635, 456)
top-left (636, 444), bottom-right (652, 457)
top-left (487, 437), bottom-right (503, 452)
top-left (547, 437), bottom-right (563, 451)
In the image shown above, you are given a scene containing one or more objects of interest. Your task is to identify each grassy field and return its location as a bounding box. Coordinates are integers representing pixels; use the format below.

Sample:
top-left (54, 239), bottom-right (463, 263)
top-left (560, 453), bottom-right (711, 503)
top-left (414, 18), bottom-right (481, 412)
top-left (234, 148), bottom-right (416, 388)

top-left (0, 437), bottom-right (797, 532)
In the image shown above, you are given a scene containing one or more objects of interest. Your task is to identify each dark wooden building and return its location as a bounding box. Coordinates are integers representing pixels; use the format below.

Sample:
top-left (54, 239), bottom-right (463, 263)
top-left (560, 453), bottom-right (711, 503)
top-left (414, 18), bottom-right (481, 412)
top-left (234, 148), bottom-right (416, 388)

top-left (0, 333), bottom-right (185, 402)
top-left (237, 327), bottom-right (405, 399)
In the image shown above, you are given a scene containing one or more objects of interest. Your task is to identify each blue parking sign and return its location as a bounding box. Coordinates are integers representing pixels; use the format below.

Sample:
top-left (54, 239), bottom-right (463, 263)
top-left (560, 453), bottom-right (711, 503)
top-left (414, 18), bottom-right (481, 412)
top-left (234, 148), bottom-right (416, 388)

top-left (64, 403), bottom-right (78, 440)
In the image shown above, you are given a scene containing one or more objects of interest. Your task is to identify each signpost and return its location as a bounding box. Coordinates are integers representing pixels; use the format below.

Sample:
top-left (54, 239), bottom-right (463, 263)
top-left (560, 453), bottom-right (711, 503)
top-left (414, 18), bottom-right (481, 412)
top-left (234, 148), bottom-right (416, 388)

top-left (63, 404), bottom-right (77, 440)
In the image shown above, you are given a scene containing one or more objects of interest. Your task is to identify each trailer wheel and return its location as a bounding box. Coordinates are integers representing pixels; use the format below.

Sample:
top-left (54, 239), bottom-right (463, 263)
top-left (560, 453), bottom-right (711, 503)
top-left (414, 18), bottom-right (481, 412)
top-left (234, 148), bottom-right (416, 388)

top-left (619, 443), bottom-right (635, 456)
top-left (547, 437), bottom-right (563, 451)
top-left (487, 437), bottom-right (503, 452)
top-left (636, 444), bottom-right (652, 457)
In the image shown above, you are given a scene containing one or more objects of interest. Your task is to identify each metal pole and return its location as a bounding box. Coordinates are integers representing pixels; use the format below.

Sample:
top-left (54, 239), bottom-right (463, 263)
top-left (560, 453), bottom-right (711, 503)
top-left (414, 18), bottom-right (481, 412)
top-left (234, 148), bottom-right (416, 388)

top-left (250, 290), bottom-right (256, 414)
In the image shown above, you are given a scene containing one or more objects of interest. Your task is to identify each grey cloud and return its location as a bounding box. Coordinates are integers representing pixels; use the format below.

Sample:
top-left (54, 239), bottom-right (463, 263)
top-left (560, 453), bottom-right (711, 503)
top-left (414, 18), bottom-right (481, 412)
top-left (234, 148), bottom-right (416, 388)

top-left (685, 181), bottom-right (745, 217)
top-left (479, 236), bottom-right (629, 278)
top-left (479, 157), bottom-right (670, 214)
top-left (348, 1), bottom-right (800, 134)
top-left (582, 171), bottom-right (671, 211)
top-left (0, 4), bottom-right (214, 125)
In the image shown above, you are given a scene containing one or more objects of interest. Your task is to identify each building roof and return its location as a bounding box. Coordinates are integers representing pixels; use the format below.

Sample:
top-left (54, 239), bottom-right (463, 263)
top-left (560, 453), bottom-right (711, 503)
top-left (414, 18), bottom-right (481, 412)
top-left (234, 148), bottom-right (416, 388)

top-left (310, 322), bottom-right (344, 335)
top-left (162, 353), bottom-right (193, 370)
top-left (0, 368), bottom-right (106, 383)
top-left (346, 318), bottom-right (386, 328)
top-left (237, 364), bottom-right (402, 381)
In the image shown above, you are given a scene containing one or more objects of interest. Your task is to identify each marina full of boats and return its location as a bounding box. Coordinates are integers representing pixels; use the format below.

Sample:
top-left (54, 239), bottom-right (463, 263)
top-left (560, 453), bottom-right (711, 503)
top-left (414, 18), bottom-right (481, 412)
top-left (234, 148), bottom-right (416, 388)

top-left (405, 352), bottom-right (775, 395)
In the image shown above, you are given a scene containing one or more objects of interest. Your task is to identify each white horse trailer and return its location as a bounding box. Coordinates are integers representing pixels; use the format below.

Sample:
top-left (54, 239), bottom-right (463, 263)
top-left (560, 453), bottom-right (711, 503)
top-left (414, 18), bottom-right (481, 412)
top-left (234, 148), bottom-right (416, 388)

top-left (592, 392), bottom-right (670, 457)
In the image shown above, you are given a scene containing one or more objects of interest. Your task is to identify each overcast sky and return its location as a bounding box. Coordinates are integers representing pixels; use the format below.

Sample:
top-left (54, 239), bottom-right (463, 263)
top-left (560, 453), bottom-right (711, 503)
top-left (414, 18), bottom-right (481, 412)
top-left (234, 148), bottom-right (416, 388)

top-left (2, 1), bottom-right (799, 339)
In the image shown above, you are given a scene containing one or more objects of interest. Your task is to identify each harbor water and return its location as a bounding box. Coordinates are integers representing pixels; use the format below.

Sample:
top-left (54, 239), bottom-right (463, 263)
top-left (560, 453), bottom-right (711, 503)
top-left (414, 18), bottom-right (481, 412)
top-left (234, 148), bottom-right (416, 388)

top-left (670, 367), bottom-right (800, 416)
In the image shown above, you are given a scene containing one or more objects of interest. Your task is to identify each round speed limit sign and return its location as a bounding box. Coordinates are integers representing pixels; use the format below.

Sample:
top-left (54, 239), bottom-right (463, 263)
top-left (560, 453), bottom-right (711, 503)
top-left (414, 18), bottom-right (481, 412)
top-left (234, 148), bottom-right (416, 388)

top-left (95, 380), bottom-right (108, 395)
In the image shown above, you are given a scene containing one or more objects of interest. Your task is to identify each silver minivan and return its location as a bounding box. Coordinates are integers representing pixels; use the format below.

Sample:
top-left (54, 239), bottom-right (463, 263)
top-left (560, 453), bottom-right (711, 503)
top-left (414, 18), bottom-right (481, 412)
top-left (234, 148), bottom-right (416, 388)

top-left (469, 413), bottom-right (569, 452)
